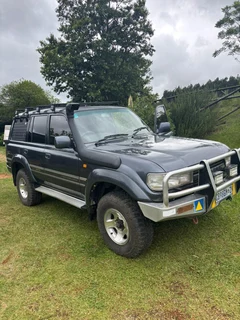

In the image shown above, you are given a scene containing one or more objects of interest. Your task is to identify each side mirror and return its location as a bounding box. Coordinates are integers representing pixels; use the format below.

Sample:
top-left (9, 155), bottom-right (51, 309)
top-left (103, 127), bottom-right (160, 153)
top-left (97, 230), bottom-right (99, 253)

top-left (154, 104), bottom-right (168, 133)
top-left (54, 136), bottom-right (71, 149)
top-left (158, 122), bottom-right (171, 134)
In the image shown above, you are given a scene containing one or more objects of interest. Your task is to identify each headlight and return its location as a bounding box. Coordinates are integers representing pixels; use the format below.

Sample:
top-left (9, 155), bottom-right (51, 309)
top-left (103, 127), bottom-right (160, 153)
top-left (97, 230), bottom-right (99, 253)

top-left (147, 172), bottom-right (193, 191)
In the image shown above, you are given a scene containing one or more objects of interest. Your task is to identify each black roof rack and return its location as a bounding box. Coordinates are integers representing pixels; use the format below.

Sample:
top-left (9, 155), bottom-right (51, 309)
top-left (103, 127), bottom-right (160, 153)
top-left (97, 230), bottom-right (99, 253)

top-left (24, 107), bottom-right (34, 113)
top-left (14, 101), bottom-right (121, 118)
top-left (77, 101), bottom-right (119, 106)
top-left (35, 105), bottom-right (52, 112)
top-left (15, 109), bottom-right (25, 115)
top-left (66, 101), bottom-right (120, 116)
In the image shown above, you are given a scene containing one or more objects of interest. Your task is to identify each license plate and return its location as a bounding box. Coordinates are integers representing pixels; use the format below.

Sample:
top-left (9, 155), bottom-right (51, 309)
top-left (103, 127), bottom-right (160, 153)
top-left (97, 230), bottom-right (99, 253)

top-left (216, 186), bottom-right (232, 204)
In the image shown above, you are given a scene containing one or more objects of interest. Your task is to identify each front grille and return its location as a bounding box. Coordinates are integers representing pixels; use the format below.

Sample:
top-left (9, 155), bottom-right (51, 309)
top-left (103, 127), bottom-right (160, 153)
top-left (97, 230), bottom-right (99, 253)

top-left (210, 160), bottom-right (226, 172)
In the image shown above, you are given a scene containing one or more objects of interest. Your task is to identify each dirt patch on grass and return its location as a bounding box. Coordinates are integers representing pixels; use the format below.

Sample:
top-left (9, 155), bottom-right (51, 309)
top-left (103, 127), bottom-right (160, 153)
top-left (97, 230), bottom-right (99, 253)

top-left (0, 173), bottom-right (11, 179)
top-left (27, 285), bottom-right (43, 293)
top-left (168, 281), bottom-right (189, 296)
top-left (115, 307), bottom-right (189, 320)
top-left (0, 218), bottom-right (9, 226)
top-left (115, 302), bottom-right (233, 320)
top-left (1, 252), bottom-right (13, 265)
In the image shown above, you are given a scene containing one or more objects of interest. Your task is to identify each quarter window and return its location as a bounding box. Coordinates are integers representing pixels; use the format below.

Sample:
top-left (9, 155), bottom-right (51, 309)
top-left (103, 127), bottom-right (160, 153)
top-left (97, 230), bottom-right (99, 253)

top-left (11, 118), bottom-right (28, 141)
top-left (32, 116), bottom-right (47, 144)
top-left (49, 116), bottom-right (71, 145)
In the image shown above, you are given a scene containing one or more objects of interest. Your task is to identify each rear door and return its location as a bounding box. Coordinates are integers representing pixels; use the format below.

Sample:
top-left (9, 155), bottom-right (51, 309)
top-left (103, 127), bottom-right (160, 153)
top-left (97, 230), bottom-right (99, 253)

top-left (25, 115), bottom-right (47, 182)
top-left (43, 115), bottom-right (84, 199)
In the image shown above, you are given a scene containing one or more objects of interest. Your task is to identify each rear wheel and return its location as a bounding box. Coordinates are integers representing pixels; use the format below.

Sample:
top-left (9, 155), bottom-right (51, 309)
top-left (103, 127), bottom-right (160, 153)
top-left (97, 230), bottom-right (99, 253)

top-left (16, 169), bottom-right (42, 206)
top-left (97, 191), bottom-right (153, 258)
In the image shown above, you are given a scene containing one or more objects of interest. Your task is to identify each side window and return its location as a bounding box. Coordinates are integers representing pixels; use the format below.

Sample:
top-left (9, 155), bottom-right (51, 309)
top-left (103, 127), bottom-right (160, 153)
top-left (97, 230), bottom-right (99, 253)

top-left (49, 116), bottom-right (71, 145)
top-left (32, 116), bottom-right (47, 144)
top-left (11, 118), bottom-right (28, 141)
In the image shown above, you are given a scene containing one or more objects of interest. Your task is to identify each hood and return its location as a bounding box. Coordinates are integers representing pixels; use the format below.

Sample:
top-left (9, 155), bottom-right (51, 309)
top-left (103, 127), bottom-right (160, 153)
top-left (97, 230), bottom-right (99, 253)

top-left (92, 135), bottom-right (230, 172)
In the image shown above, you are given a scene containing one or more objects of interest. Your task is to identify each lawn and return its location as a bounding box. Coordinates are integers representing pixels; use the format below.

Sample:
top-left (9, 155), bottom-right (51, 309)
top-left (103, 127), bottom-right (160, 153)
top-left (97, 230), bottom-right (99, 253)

top-left (0, 147), bottom-right (8, 176)
top-left (0, 114), bottom-right (240, 319)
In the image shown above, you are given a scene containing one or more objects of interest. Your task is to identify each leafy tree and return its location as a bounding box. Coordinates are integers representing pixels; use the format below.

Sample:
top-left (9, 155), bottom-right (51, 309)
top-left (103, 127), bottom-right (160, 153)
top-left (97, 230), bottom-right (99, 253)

top-left (213, 1), bottom-right (240, 60)
top-left (130, 93), bottom-right (158, 130)
top-left (37, 0), bottom-right (154, 104)
top-left (165, 91), bottom-right (217, 139)
top-left (0, 80), bottom-right (54, 128)
top-left (45, 90), bottom-right (61, 104)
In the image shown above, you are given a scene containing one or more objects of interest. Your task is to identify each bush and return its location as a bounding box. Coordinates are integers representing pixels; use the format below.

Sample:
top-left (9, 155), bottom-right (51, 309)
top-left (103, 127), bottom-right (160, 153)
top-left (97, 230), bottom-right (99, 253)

top-left (165, 91), bottom-right (217, 138)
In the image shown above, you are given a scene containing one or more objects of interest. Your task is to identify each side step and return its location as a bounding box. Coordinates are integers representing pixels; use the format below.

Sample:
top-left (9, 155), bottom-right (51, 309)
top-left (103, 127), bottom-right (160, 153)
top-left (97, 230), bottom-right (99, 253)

top-left (35, 186), bottom-right (86, 209)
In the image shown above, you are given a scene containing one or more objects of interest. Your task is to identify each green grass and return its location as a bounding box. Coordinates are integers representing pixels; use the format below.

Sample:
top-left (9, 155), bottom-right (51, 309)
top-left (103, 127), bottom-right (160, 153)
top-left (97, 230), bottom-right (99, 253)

top-left (0, 111), bottom-right (240, 319)
top-left (208, 99), bottom-right (240, 149)
top-left (0, 147), bottom-right (8, 174)
top-left (0, 179), bottom-right (239, 319)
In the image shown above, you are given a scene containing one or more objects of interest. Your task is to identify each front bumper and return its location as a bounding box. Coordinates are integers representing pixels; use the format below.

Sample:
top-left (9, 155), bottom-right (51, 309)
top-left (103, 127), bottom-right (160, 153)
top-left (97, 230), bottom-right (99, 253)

top-left (138, 149), bottom-right (240, 222)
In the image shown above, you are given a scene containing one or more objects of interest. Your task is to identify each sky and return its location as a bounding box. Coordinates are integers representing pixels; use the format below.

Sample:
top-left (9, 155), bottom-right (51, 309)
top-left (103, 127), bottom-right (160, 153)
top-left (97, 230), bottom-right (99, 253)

top-left (0, 0), bottom-right (239, 101)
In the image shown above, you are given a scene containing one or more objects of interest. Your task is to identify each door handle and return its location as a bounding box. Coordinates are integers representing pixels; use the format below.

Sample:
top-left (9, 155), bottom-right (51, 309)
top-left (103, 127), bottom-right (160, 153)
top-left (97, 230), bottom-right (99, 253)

top-left (45, 153), bottom-right (51, 159)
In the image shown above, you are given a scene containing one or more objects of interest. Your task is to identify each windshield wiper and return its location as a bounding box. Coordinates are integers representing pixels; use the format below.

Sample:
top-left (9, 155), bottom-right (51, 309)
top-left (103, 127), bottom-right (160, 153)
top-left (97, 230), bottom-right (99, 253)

top-left (95, 134), bottom-right (129, 146)
top-left (132, 126), bottom-right (149, 138)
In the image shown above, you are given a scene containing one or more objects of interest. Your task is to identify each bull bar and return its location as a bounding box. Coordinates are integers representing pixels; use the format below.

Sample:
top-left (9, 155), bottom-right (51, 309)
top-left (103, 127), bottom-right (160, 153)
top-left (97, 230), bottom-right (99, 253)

top-left (138, 149), bottom-right (240, 222)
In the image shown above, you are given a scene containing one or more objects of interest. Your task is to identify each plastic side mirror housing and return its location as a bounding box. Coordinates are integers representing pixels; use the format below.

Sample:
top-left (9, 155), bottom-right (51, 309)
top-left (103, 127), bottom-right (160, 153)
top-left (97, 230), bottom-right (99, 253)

top-left (54, 136), bottom-right (71, 149)
top-left (158, 122), bottom-right (171, 134)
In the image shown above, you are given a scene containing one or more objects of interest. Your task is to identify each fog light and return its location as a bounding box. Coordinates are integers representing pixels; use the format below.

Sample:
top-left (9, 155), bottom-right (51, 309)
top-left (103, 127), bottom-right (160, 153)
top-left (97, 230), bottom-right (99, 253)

top-left (213, 171), bottom-right (223, 185)
top-left (225, 156), bottom-right (231, 167)
top-left (227, 164), bottom-right (238, 177)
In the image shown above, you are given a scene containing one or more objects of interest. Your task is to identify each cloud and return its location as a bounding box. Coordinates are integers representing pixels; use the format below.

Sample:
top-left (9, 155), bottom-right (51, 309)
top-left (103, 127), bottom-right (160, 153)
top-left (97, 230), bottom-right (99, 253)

top-left (151, 32), bottom-right (237, 95)
top-left (194, 36), bottom-right (209, 48)
top-left (0, 0), bottom-right (238, 101)
top-left (0, 0), bottom-right (60, 95)
top-left (147, 0), bottom-right (238, 95)
top-left (0, 0), bottom-right (55, 41)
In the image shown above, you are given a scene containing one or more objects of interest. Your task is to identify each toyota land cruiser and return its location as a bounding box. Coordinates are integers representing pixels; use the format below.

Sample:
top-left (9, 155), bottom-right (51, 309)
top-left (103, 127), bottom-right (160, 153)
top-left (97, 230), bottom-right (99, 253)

top-left (5, 103), bottom-right (240, 258)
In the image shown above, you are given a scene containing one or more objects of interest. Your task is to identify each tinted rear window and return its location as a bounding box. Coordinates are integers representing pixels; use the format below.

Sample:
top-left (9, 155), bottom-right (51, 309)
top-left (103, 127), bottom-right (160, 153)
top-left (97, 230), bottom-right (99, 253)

top-left (32, 116), bottom-right (47, 144)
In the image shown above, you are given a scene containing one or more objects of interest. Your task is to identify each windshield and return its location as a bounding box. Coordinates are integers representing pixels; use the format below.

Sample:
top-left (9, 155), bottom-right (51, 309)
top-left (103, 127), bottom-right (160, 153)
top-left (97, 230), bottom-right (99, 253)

top-left (73, 108), bottom-right (152, 143)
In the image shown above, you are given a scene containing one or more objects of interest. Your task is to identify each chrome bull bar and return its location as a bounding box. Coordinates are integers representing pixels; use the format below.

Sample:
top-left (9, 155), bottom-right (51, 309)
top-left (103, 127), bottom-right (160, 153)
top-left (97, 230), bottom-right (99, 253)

top-left (162, 149), bottom-right (240, 207)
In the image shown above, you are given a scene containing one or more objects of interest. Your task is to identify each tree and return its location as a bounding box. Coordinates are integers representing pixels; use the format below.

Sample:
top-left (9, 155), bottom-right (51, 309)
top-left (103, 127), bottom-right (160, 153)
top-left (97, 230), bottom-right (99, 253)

top-left (45, 90), bottom-right (61, 104)
top-left (130, 93), bottom-right (158, 130)
top-left (213, 1), bottom-right (240, 60)
top-left (0, 80), bottom-right (55, 128)
top-left (165, 91), bottom-right (217, 139)
top-left (37, 0), bottom-right (155, 104)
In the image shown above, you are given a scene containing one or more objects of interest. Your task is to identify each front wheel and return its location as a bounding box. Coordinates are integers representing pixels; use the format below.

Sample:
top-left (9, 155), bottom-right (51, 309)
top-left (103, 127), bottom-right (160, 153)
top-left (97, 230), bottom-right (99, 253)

top-left (97, 191), bottom-right (153, 258)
